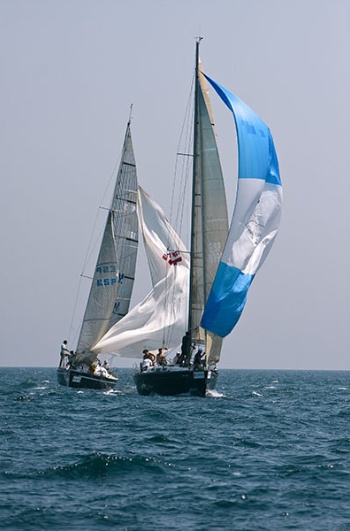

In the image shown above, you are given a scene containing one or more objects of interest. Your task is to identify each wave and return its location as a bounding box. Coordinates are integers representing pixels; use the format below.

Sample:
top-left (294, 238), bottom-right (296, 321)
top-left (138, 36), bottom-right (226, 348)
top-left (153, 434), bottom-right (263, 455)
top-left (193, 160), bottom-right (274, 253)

top-left (37, 452), bottom-right (172, 480)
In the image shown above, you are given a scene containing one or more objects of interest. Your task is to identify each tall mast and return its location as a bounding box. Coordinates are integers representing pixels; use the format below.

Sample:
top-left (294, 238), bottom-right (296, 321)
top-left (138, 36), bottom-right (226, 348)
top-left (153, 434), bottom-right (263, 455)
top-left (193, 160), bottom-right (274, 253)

top-left (187, 37), bottom-right (201, 340)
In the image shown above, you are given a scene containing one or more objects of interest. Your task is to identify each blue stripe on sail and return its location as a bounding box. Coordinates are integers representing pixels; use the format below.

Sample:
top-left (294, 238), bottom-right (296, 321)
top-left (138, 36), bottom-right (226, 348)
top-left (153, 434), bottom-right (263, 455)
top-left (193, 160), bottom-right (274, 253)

top-left (203, 74), bottom-right (281, 187)
top-left (201, 263), bottom-right (254, 338)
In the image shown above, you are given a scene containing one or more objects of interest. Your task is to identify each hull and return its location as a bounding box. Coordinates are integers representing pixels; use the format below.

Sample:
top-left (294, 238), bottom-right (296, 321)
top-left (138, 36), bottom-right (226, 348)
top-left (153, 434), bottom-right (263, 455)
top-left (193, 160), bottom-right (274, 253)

top-left (57, 368), bottom-right (118, 390)
top-left (134, 366), bottom-right (217, 397)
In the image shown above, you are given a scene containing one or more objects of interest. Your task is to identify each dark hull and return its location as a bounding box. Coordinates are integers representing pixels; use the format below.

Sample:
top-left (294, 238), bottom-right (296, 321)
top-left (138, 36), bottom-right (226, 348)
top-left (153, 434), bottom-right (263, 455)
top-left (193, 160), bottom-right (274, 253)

top-left (57, 368), bottom-right (118, 390)
top-left (134, 366), bottom-right (217, 397)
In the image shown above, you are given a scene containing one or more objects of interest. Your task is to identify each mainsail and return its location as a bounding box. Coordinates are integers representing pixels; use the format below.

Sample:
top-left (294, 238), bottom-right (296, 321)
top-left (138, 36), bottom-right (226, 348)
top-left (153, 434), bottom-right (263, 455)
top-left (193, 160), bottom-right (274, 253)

top-left (201, 76), bottom-right (283, 338)
top-left (188, 51), bottom-right (229, 365)
top-left (92, 186), bottom-right (190, 358)
top-left (75, 121), bottom-right (138, 365)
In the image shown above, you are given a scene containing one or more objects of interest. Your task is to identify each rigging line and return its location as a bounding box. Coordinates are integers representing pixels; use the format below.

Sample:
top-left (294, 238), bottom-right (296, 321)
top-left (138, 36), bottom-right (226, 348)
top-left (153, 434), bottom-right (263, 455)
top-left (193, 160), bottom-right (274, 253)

top-left (169, 75), bottom-right (195, 239)
top-left (174, 136), bottom-right (192, 250)
top-left (69, 217), bottom-right (110, 345)
top-left (68, 273), bottom-right (84, 347)
top-left (69, 131), bottom-right (127, 345)
top-left (162, 263), bottom-right (179, 351)
top-left (161, 260), bottom-right (170, 349)
top-left (83, 217), bottom-right (107, 276)
top-left (176, 124), bottom-right (193, 239)
top-left (176, 77), bottom-right (195, 241)
top-left (80, 179), bottom-right (119, 277)
top-left (80, 114), bottom-right (134, 275)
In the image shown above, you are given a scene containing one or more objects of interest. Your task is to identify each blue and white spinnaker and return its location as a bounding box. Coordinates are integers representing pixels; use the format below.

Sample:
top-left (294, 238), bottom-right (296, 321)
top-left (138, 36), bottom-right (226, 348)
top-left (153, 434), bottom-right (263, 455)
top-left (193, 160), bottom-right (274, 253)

top-left (201, 75), bottom-right (282, 338)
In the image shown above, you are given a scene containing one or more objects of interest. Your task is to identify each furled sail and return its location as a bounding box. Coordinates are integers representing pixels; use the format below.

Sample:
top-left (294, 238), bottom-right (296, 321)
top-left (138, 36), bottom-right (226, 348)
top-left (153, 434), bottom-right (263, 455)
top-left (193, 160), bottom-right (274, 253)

top-left (92, 186), bottom-right (190, 358)
top-left (201, 76), bottom-right (283, 338)
top-left (75, 122), bottom-right (138, 364)
top-left (189, 60), bottom-right (228, 364)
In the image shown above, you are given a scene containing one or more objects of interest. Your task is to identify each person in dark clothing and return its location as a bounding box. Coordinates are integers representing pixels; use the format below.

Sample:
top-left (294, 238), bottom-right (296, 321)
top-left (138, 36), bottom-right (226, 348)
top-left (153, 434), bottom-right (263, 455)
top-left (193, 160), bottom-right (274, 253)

top-left (193, 349), bottom-right (205, 369)
top-left (181, 331), bottom-right (191, 364)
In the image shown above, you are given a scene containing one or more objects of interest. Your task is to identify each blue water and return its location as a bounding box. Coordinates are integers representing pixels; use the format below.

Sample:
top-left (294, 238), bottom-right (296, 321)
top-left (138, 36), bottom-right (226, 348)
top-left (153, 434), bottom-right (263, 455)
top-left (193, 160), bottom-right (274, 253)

top-left (1, 368), bottom-right (350, 530)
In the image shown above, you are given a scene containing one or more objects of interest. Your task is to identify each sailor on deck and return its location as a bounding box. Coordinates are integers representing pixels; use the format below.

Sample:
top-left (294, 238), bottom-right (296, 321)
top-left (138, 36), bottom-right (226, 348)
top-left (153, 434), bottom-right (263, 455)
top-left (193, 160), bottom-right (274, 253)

top-left (141, 349), bottom-right (154, 371)
top-left (193, 349), bottom-right (205, 369)
top-left (59, 340), bottom-right (69, 368)
top-left (156, 348), bottom-right (167, 366)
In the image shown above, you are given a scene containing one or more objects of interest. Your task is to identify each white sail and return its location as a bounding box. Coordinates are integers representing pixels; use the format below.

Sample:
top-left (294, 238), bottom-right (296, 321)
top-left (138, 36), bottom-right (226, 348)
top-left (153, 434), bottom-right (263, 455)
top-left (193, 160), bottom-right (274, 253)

top-left (92, 186), bottom-right (190, 358)
top-left (75, 122), bottom-right (138, 365)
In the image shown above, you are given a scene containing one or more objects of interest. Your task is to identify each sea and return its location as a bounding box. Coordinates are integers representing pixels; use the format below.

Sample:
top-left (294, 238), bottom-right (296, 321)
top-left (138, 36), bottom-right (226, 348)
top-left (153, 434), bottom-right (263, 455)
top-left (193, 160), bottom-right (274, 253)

top-left (1, 368), bottom-right (350, 531)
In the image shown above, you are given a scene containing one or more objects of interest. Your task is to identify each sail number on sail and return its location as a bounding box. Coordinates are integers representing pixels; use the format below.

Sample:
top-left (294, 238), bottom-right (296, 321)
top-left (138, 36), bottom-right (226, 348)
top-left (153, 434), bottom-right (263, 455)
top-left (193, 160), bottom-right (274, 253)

top-left (95, 264), bottom-right (124, 287)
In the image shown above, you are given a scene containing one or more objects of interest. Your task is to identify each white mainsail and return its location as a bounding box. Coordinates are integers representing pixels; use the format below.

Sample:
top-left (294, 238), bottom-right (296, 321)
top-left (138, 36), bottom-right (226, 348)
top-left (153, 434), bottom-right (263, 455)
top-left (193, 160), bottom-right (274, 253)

top-left (92, 186), bottom-right (190, 358)
top-left (75, 122), bottom-right (138, 365)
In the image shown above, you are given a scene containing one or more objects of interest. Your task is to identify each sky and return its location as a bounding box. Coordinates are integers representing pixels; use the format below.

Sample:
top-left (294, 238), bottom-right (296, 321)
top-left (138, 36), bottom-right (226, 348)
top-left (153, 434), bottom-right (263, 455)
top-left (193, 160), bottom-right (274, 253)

top-left (1, 0), bottom-right (349, 370)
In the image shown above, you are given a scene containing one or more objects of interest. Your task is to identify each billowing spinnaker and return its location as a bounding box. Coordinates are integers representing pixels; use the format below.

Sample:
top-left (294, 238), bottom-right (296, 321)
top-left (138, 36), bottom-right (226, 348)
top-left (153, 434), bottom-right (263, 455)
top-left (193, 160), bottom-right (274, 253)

top-left (92, 186), bottom-right (190, 357)
top-left (201, 76), bottom-right (282, 338)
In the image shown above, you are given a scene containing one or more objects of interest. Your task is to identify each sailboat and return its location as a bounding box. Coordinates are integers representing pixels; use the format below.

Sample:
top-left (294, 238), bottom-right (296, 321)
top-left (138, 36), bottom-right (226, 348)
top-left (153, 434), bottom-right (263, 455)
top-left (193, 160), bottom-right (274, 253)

top-left (132, 43), bottom-right (229, 396)
top-left (91, 39), bottom-right (283, 396)
top-left (57, 120), bottom-right (139, 389)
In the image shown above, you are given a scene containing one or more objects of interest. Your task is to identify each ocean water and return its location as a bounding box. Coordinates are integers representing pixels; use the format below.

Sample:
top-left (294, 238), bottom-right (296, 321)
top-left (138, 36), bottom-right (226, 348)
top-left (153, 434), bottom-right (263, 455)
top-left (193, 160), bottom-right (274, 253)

top-left (1, 368), bottom-right (350, 530)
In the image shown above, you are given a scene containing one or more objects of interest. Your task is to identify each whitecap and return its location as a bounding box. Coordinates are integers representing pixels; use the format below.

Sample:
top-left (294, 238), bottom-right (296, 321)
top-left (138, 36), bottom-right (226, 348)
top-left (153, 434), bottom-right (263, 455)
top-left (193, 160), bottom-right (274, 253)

top-left (103, 389), bottom-right (122, 396)
top-left (206, 389), bottom-right (224, 398)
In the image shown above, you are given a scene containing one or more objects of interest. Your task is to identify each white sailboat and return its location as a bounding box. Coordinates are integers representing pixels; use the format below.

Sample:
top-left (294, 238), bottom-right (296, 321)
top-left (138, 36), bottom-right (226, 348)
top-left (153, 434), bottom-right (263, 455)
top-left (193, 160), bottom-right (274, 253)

top-left (57, 120), bottom-right (138, 389)
top-left (91, 39), bottom-right (283, 396)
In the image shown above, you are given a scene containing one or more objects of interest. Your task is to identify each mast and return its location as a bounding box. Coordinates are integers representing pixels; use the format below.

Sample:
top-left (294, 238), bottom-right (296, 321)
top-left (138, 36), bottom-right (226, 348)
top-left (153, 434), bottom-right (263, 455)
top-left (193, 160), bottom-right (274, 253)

top-left (187, 38), bottom-right (201, 350)
top-left (186, 39), bottom-right (229, 366)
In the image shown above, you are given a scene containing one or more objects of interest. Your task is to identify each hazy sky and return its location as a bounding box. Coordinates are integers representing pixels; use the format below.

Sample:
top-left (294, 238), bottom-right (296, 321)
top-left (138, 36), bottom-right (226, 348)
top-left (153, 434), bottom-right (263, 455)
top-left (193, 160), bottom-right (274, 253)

top-left (1, 0), bottom-right (349, 369)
